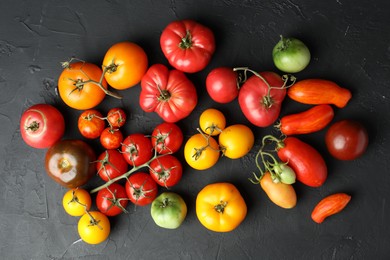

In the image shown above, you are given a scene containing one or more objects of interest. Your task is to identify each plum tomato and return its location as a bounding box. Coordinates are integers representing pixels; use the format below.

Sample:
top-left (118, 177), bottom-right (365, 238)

top-left (78, 211), bottom-right (110, 244)
top-left (121, 134), bottom-right (153, 166)
top-left (96, 149), bottom-right (128, 182)
top-left (184, 133), bottom-right (220, 170)
top-left (325, 119), bottom-right (369, 160)
top-left (125, 172), bottom-right (158, 206)
top-left (62, 188), bottom-right (92, 217)
top-left (260, 172), bottom-right (297, 209)
top-left (218, 124), bottom-right (254, 159)
top-left (107, 107), bottom-right (126, 128)
top-left (199, 108), bottom-right (226, 136)
top-left (96, 183), bottom-right (129, 216)
top-left (78, 109), bottom-right (105, 139)
top-left (100, 127), bottom-right (123, 150)
top-left (149, 154), bottom-right (183, 188)
top-left (20, 103), bottom-right (65, 149)
top-left (206, 67), bottom-right (239, 103)
top-left (272, 36), bottom-right (311, 73)
top-left (151, 122), bottom-right (183, 154)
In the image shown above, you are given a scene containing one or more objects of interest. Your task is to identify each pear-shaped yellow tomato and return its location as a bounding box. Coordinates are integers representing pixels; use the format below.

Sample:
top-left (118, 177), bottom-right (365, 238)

top-left (196, 183), bottom-right (247, 232)
top-left (219, 124), bottom-right (254, 159)
top-left (260, 172), bottom-right (297, 209)
top-left (184, 133), bottom-right (220, 170)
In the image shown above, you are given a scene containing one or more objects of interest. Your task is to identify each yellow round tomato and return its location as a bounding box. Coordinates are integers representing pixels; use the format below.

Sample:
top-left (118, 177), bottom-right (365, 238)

top-left (260, 172), bottom-right (297, 209)
top-left (102, 42), bottom-right (148, 90)
top-left (78, 211), bottom-right (110, 245)
top-left (218, 124), bottom-right (254, 159)
top-left (58, 62), bottom-right (107, 110)
top-left (199, 108), bottom-right (226, 136)
top-left (196, 182), bottom-right (247, 232)
top-left (184, 133), bottom-right (220, 170)
top-left (62, 188), bottom-right (92, 217)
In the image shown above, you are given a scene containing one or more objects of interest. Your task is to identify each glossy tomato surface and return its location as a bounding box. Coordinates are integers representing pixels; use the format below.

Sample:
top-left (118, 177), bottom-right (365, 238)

top-left (121, 134), bottom-right (153, 166)
top-left (151, 122), bottom-right (183, 154)
top-left (96, 149), bottom-right (128, 182)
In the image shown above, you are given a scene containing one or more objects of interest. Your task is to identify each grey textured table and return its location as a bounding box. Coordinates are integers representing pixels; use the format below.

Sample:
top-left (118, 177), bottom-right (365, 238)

top-left (1, 0), bottom-right (389, 259)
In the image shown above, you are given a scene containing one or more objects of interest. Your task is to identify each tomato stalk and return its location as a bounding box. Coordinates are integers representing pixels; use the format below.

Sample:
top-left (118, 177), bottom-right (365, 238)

top-left (104, 187), bottom-right (129, 214)
top-left (214, 201), bottom-right (228, 213)
top-left (192, 128), bottom-right (221, 160)
top-left (179, 30), bottom-right (193, 49)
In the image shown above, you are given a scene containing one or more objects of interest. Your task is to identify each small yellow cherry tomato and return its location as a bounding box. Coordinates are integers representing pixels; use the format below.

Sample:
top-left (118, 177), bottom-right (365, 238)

top-left (78, 211), bottom-right (110, 245)
top-left (184, 133), bottom-right (220, 170)
top-left (219, 124), bottom-right (254, 159)
top-left (62, 188), bottom-right (92, 217)
top-left (199, 108), bottom-right (226, 136)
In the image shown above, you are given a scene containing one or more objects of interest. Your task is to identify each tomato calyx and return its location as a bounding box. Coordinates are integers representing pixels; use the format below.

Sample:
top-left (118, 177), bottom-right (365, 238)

top-left (275, 35), bottom-right (290, 52)
top-left (192, 128), bottom-right (221, 160)
top-left (214, 200), bottom-right (228, 213)
top-left (126, 178), bottom-right (156, 203)
top-left (149, 160), bottom-right (177, 188)
top-left (94, 150), bottom-right (120, 181)
top-left (103, 188), bottom-right (129, 214)
top-left (156, 84), bottom-right (171, 102)
top-left (25, 121), bottom-right (40, 132)
top-left (179, 30), bottom-right (193, 49)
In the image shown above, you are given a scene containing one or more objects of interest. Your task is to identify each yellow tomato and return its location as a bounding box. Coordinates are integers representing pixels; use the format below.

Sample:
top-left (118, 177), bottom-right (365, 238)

top-left (62, 188), bottom-right (92, 217)
top-left (218, 124), bottom-right (254, 159)
top-left (260, 172), bottom-right (297, 209)
top-left (78, 211), bottom-right (110, 245)
top-left (199, 108), bottom-right (226, 136)
top-left (102, 42), bottom-right (148, 90)
top-left (196, 182), bottom-right (247, 232)
top-left (184, 133), bottom-right (220, 170)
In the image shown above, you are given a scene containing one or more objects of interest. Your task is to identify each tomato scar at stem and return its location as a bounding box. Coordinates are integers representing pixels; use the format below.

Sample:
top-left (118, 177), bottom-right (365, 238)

top-left (59, 158), bottom-right (72, 172)
top-left (214, 201), bottom-right (228, 213)
top-left (26, 121), bottom-right (39, 131)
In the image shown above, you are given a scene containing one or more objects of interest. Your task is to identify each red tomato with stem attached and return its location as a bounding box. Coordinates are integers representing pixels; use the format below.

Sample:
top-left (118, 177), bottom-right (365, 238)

top-left (20, 104), bottom-right (65, 149)
top-left (107, 107), bottom-right (127, 128)
top-left (160, 19), bottom-right (215, 73)
top-left (151, 122), bottom-right (183, 154)
top-left (139, 64), bottom-right (198, 123)
top-left (121, 134), bottom-right (153, 166)
top-left (78, 109), bottom-right (105, 139)
top-left (149, 154), bottom-right (183, 188)
top-left (96, 149), bottom-right (128, 182)
top-left (125, 172), bottom-right (158, 206)
top-left (206, 67), bottom-right (240, 103)
top-left (238, 70), bottom-right (288, 127)
top-left (96, 183), bottom-right (129, 216)
top-left (276, 136), bottom-right (327, 187)
top-left (100, 127), bottom-right (123, 150)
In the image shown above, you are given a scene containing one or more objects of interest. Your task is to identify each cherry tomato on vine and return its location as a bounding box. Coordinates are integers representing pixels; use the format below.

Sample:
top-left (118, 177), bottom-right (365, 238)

top-left (184, 133), bottom-right (220, 170)
top-left (78, 211), bottom-right (110, 244)
top-left (125, 172), bottom-right (158, 206)
top-left (160, 19), bottom-right (215, 73)
top-left (151, 122), bottom-right (183, 154)
top-left (325, 119), bottom-right (369, 160)
top-left (62, 188), bottom-right (91, 217)
top-left (206, 67), bottom-right (239, 103)
top-left (100, 127), bottom-right (123, 150)
top-left (96, 183), bottom-right (129, 217)
top-left (218, 124), bottom-right (254, 159)
top-left (20, 104), bottom-right (65, 149)
top-left (102, 42), bottom-right (148, 90)
top-left (58, 62), bottom-right (108, 110)
top-left (96, 149), bottom-right (128, 182)
top-left (149, 154), bottom-right (183, 188)
top-left (107, 107), bottom-right (126, 128)
top-left (121, 134), bottom-right (153, 166)
top-left (78, 109), bottom-right (105, 139)
top-left (199, 108), bottom-right (226, 136)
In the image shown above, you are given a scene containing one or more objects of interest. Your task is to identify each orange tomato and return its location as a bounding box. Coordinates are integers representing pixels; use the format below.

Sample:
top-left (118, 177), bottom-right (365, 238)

top-left (62, 188), bottom-right (92, 217)
top-left (184, 133), bottom-right (220, 170)
top-left (196, 182), bottom-right (247, 232)
top-left (58, 62), bottom-right (107, 110)
top-left (218, 124), bottom-right (254, 159)
top-left (311, 193), bottom-right (351, 223)
top-left (78, 211), bottom-right (110, 244)
top-left (260, 172), bottom-right (297, 209)
top-left (199, 108), bottom-right (226, 136)
top-left (102, 42), bottom-right (148, 90)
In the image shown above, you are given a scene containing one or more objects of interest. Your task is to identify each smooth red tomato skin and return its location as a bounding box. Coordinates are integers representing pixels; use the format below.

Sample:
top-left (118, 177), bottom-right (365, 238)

top-left (151, 122), bottom-right (183, 154)
top-left (96, 149), bottom-right (128, 182)
top-left (20, 104), bottom-right (65, 149)
top-left (149, 155), bottom-right (183, 187)
top-left (311, 193), bottom-right (351, 224)
top-left (325, 120), bottom-right (369, 160)
top-left (121, 134), bottom-right (153, 166)
top-left (279, 104), bottom-right (334, 135)
top-left (206, 67), bottom-right (239, 103)
top-left (125, 172), bottom-right (158, 206)
top-left (100, 127), bottom-right (123, 150)
top-left (96, 183), bottom-right (128, 217)
top-left (140, 64), bottom-right (198, 123)
top-left (277, 137), bottom-right (327, 187)
top-left (78, 109), bottom-right (105, 139)
top-left (160, 19), bottom-right (215, 73)
top-left (238, 71), bottom-right (286, 127)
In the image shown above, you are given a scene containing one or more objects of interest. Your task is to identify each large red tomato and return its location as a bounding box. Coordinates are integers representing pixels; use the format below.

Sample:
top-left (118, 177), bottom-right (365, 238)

top-left (238, 71), bottom-right (286, 127)
top-left (160, 19), bottom-right (215, 73)
top-left (139, 64), bottom-right (197, 123)
top-left (20, 104), bottom-right (65, 149)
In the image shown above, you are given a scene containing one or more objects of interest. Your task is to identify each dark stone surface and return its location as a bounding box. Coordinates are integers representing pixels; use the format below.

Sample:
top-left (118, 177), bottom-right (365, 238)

top-left (1, 0), bottom-right (389, 259)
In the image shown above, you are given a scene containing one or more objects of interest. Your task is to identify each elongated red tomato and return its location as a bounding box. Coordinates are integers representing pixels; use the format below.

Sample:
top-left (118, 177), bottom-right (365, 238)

top-left (277, 137), bottom-right (327, 187)
top-left (311, 193), bottom-right (351, 223)
top-left (278, 104), bottom-right (334, 135)
top-left (287, 79), bottom-right (352, 108)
